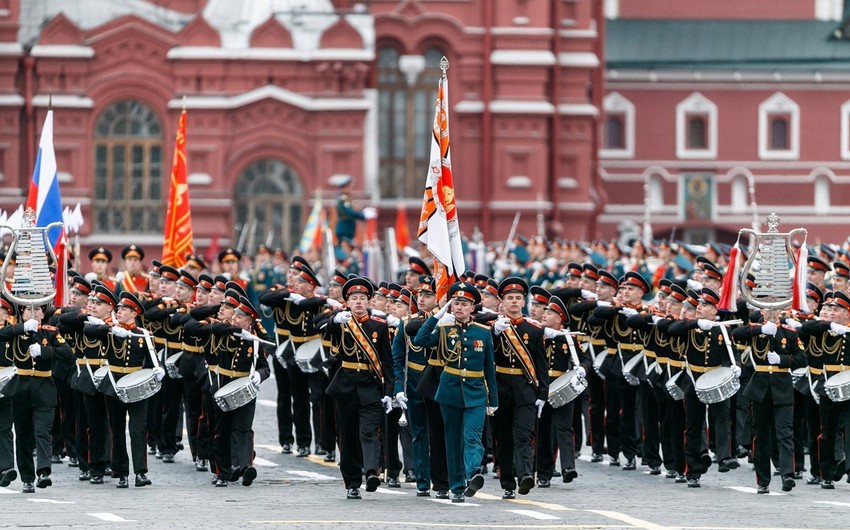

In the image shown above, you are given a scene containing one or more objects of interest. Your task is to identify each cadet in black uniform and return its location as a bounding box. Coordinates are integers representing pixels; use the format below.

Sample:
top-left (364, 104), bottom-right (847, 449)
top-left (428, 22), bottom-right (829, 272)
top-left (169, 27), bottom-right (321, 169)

top-left (491, 277), bottom-right (549, 498)
top-left (0, 301), bottom-right (72, 492)
top-left (325, 278), bottom-right (394, 500)
top-left (0, 295), bottom-right (17, 488)
top-left (732, 309), bottom-right (806, 493)
top-left (84, 291), bottom-right (161, 488)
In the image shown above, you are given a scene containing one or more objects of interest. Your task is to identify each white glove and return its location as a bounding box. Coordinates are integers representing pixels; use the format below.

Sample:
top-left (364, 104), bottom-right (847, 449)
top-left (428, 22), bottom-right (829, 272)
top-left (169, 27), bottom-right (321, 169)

top-left (381, 395), bottom-right (393, 414)
top-left (115, 271), bottom-right (125, 283)
top-left (577, 366), bottom-right (586, 378)
top-left (493, 317), bottom-right (510, 335)
top-left (761, 321), bottom-right (777, 336)
top-left (250, 372), bottom-right (262, 385)
top-left (730, 365), bottom-right (742, 378)
top-left (371, 310), bottom-right (387, 318)
top-left (326, 298), bottom-right (343, 309)
top-left (288, 293), bottom-right (305, 305)
top-left (486, 406), bottom-right (498, 416)
top-left (28, 343), bottom-right (41, 358)
top-left (595, 300), bottom-right (611, 307)
top-left (581, 289), bottom-right (595, 300)
top-left (111, 326), bottom-right (132, 338)
top-left (434, 303), bottom-right (450, 319)
top-left (619, 307), bottom-right (639, 317)
top-left (535, 399), bottom-right (546, 418)
top-left (697, 319), bottom-right (716, 331)
top-left (831, 322), bottom-right (850, 335)
top-left (239, 329), bottom-right (254, 340)
top-left (543, 327), bottom-right (559, 339)
top-left (651, 315), bottom-right (663, 325)
top-left (84, 272), bottom-right (97, 282)
top-left (362, 207), bottom-right (378, 220)
top-left (687, 279), bottom-right (703, 292)
top-left (784, 318), bottom-right (802, 330)
top-left (333, 311), bottom-right (352, 324)
top-left (87, 316), bottom-right (105, 326)
top-left (395, 392), bottom-right (408, 410)
top-left (766, 351), bottom-right (781, 365)
top-left (437, 313), bottom-right (455, 326)
top-left (386, 315), bottom-right (400, 327)
top-left (222, 272), bottom-right (232, 280)
top-left (23, 319), bottom-right (39, 333)
top-left (153, 367), bottom-right (166, 381)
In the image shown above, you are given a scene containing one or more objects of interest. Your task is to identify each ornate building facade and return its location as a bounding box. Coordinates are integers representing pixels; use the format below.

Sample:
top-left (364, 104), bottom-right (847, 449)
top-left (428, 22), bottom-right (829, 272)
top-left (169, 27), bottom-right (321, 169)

top-left (0, 0), bottom-right (603, 258)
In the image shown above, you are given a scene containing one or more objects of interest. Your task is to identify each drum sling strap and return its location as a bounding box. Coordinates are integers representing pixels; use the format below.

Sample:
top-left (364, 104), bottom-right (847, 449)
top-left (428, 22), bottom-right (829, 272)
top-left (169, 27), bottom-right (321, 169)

top-left (345, 318), bottom-right (384, 384)
top-left (502, 325), bottom-right (537, 386)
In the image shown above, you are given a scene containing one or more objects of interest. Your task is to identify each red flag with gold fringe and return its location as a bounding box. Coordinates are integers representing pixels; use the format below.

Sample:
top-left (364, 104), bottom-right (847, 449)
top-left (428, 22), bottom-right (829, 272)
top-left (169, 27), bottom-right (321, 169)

top-left (162, 109), bottom-right (193, 267)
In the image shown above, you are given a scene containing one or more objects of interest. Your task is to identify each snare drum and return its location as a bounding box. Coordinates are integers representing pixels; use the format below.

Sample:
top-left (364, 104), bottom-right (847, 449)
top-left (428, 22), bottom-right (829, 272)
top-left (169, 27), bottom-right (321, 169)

top-left (295, 339), bottom-right (324, 373)
top-left (665, 371), bottom-right (687, 401)
top-left (791, 367), bottom-right (809, 394)
top-left (115, 369), bottom-right (161, 404)
top-left (592, 349), bottom-right (606, 379)
top-left (694, 367), bottom-right (740, 404)
top-left (548, 369), bottom-right (587, 408)
top-left (275, 339), bottom-right (291, 365)
top-left (824, 370), bottom-right (850, 402)
top-left (214, 377), bottom-right (260, 412)
top-left (0, 366), bottom-right (15, 397)
top-left (165, 352), bottom-right (183, 379)
top-left (622, 353), bottom-right (645, 386)
top-left (92, 365), bottom-right (109, 388)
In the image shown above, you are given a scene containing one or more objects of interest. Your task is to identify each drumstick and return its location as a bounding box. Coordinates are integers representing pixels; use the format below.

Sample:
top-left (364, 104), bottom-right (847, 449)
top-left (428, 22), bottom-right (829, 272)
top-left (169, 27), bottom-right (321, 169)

top-left (232, 332), bottom-right (275, 346)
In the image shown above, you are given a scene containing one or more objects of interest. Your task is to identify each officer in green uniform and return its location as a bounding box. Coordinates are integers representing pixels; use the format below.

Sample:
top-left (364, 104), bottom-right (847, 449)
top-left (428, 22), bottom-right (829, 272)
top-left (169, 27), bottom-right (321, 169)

top-left (413, 282), bottom-right (498, 503)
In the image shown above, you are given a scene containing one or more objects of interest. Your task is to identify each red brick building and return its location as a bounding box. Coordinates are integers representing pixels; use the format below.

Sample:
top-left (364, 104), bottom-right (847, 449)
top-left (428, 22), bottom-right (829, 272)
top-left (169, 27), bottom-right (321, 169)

top-left (0, 0), bottom-right (603, 261)
top-left (602, 0), bottom-right (850, 245)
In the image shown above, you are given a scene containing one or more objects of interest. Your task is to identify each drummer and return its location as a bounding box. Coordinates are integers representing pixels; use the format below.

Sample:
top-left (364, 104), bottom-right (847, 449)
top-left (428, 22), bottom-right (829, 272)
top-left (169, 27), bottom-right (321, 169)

top-left (84, 291), bottom-right (162, 489)
top-left (538, 295), bottom-right (591, 486)
top-left (667, 287), bottom-right (742, 488)
top-left (800, 290), bottom-right (850, 489)
top-left (731, 308), bottom-right (805, 494)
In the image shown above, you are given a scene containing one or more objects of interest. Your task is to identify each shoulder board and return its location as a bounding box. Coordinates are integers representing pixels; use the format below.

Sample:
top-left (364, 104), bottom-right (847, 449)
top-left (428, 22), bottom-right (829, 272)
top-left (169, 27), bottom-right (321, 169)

top-left (471, 322), bottom-right (490, 330)
top-left (41, 325), bottom-right (58, 332)
top-left (54, 308), bottom-right (63, 315)
top-left (525, 318), bottom-right (542, 328)
top-left (371, 316), bottom-right (387, 324)
top-left (780, 324), bottom-right (796, 332)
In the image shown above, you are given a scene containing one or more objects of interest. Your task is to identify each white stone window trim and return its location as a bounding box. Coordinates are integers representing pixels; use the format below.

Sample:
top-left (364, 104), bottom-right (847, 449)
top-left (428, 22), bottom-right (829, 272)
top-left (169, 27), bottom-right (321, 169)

top-left (758, 92), bottom-right (799, 161)
top-left (676, 92), bottom-right (718, 160)
top-left (600, 91), bottom-right (634, 159)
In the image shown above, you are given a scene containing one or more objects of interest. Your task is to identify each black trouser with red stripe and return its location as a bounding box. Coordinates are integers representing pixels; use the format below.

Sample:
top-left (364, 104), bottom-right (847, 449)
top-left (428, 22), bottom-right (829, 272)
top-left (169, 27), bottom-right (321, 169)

top-left (586, 371), bottom-right (606, 456)
top-left (51, 376), bottom-right (77, 460)
top-left (105, 396), bottom-right (148, 477)
top-left (83, 392), bottom-right (110, 478)
top-left (752, 392), bottom-right (793, 487)
top-left (335, 396), bottom-right (381, 489)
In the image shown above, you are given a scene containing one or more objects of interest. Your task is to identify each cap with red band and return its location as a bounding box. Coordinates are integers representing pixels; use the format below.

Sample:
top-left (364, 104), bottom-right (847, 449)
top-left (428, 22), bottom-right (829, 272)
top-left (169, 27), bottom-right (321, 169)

top-left (498, 277), bottom-right (529, 298)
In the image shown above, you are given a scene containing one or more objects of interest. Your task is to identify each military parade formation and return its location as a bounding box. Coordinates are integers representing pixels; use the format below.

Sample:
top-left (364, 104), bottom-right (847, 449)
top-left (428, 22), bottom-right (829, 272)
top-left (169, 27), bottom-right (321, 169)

top-left (1, 215), bottom-right (850, 503)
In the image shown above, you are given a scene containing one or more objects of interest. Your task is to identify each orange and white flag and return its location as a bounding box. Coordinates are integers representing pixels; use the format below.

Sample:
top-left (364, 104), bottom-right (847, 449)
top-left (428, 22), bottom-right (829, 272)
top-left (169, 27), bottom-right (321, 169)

top-left (417, 58), bottom-right (465, 300)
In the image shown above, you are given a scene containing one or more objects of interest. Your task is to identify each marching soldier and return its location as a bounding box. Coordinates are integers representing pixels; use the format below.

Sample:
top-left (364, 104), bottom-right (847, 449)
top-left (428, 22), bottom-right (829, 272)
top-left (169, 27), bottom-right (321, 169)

top-left (0, 295), bottom-right (17, 488)
top-left (325, 278), bottom-right (394, 499)
top-left (538, 295), bottom-right (591, 486)
top-left (84, 292), bottom-right (161, 488)
top-left (59, 284), bottom-right (117, 484)
top-left (0, 301), bottom-right (73, 492)
top-left (117, 245), bottom-right (148, 294)
top-left (87, 247), bottom-right (118, 293)
top-left (491, 277), bottom-right (549, 498)
top-left (667, 287), bottom-right (741, 488)
top-left (731, 309), bottom-right (806, 494)
top-left (800, 290), bottom-right (850, 489)
top-left (413, 282), bottom-right (498, 503)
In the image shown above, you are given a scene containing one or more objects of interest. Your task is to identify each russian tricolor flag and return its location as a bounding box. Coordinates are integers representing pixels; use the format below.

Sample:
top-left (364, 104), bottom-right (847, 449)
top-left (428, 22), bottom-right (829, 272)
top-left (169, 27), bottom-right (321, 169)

top-left (25, 109), bottom-right (67, 305)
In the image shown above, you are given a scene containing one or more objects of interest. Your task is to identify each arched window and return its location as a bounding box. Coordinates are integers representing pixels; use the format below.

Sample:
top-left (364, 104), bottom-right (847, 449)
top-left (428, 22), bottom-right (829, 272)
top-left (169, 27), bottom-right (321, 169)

top-left (758, 92), bottom-right (799, 160)
top-left (233, 159), bottom-right (303, 253)
top-left (731, 175), bottom-right (749, 213)
top-left (770, 116), bottom-right (789, 150)
top-left (676, 93), bottom-right (717, 159)
top-left (814, 175), bottom-right (830, 211)
top-left (377, 45), bottom-right (445, 199)
top-left (93, 100), bottom-right (163, 233)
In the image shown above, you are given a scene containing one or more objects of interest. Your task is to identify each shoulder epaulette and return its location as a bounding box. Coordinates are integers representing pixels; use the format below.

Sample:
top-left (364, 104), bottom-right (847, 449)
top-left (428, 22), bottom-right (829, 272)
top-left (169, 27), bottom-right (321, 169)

top-left (471, 322), bottom-right (490, 330)
top-left (371, 316), bottom-right (387, 324)
top-left (525, 318), bottom-right (542, 328)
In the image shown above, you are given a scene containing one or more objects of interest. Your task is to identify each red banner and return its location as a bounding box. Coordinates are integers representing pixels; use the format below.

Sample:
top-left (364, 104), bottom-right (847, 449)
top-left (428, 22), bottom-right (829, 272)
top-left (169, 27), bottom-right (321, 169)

top-left (162, 109), bottom-right (193, 267)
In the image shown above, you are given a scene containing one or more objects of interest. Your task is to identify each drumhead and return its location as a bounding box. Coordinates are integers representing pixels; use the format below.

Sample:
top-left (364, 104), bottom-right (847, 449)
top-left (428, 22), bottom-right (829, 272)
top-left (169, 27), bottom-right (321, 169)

top-left (275, 339), bottom-right (290, 358)
top-left (694, 366), bottom-right (732, 389)
top-left (624, 353), bottom-right (643, 372)
top-left (166, 352), bottom-right (183, 364)
top-left (825, 370), bottom-right (850, 388)
top-left (214, 376), bottom-right (253, 398)
top-left (296, 339), bottom-right (323, 360)
top-left (0, 366), bottom-right (15, 380)
top-left (548, 372), bottom-right (572, 392)
top-left (93, 366), bottom-right (109, 378)
top-left (115, 368), bottom-right (155, 388)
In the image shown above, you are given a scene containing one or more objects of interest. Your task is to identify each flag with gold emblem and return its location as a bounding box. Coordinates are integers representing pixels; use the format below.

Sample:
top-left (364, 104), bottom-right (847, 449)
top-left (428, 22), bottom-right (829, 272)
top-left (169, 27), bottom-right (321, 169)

top-left (417, 57), bottom-right (465, 300)
top-left (162, 108), bottom-right (193, 267)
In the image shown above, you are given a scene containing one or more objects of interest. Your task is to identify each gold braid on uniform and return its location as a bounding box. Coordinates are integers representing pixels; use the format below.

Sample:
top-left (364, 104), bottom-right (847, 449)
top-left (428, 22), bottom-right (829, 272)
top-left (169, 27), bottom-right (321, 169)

top-left (690, 331), bottom-right (708, 353)
top-left (439, 329), bottom-right (461, 364)
top-left (752, 336), bottom-right (770, 361)
top-left (811, 332), bottom-right (841, 358)
top-left (670, 336), bottom-right (685, 358)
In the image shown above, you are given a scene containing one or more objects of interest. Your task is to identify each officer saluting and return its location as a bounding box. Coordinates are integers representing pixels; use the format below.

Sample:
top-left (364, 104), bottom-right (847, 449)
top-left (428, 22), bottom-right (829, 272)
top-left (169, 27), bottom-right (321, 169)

top-left (413, 282), bottom-right (498, 503)
top-left (491, 277), bottom-right (549, 498)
